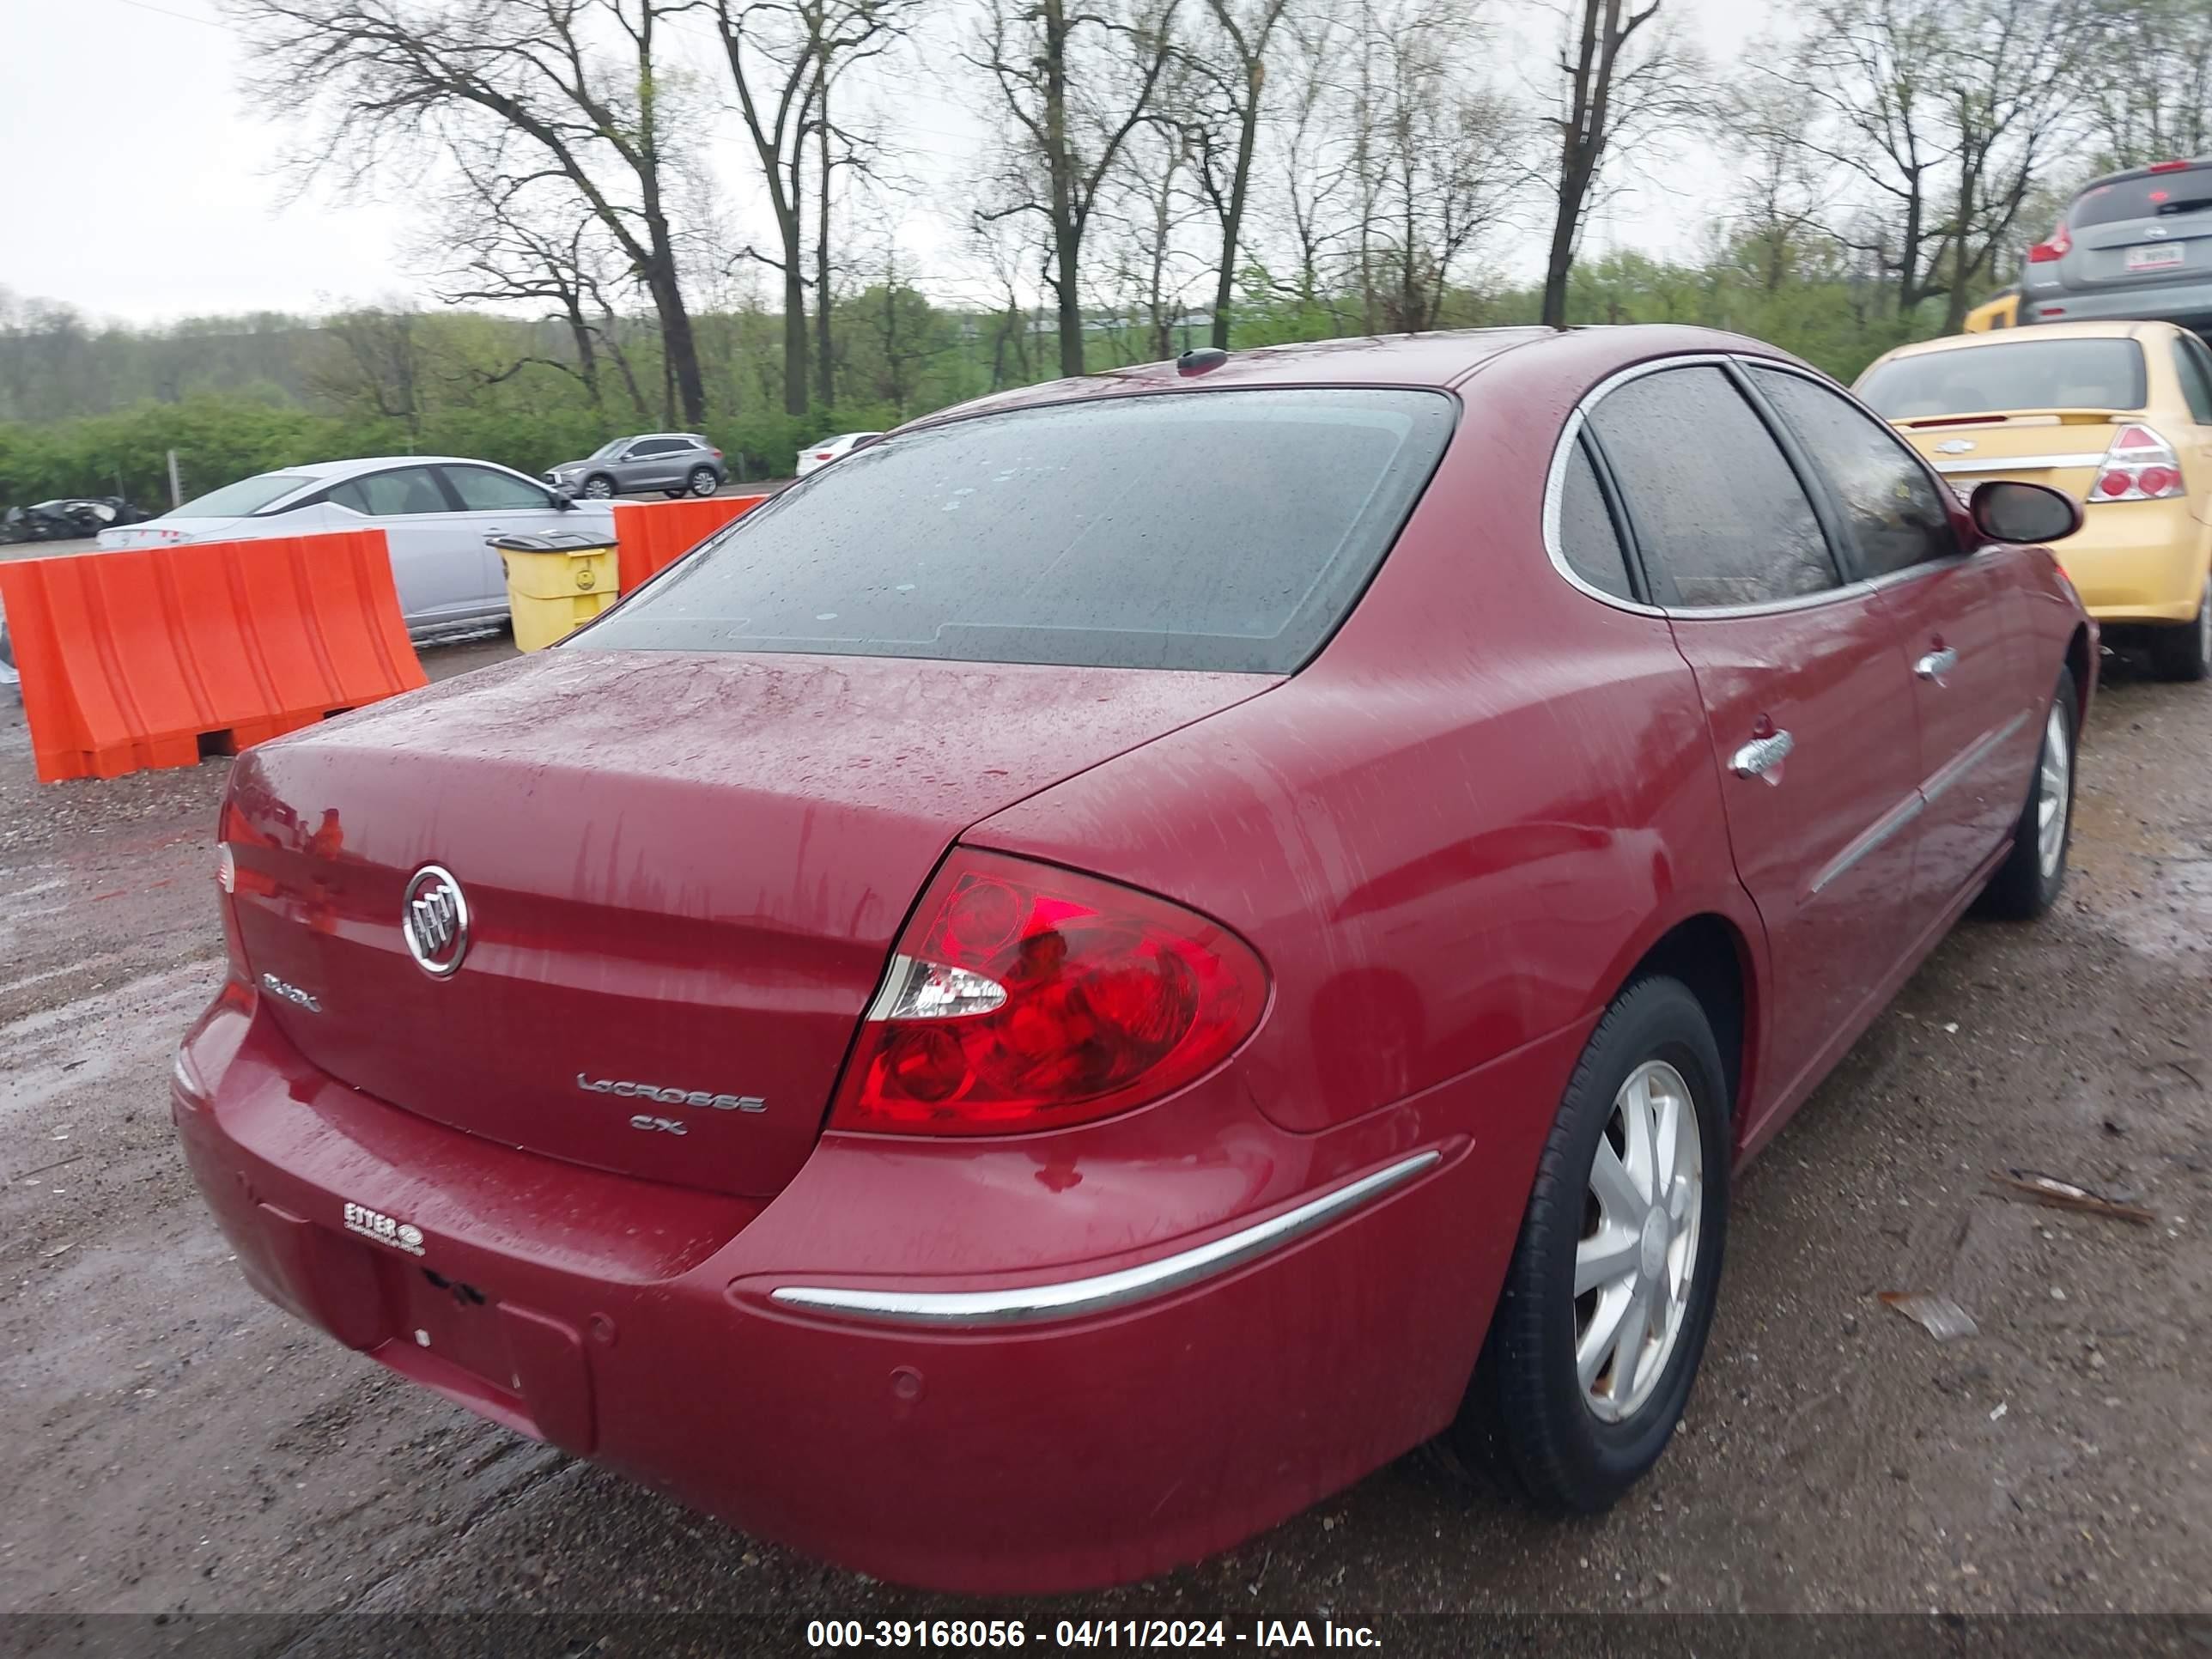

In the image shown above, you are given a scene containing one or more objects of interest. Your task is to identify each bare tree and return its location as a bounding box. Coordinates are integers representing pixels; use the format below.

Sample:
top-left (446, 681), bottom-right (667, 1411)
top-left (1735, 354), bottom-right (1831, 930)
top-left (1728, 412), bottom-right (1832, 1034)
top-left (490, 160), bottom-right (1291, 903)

top-left (422, 161), bottom-right (656, 416)
top-left (973, 0), bottom-right (1183, 378)
top-left (1540, 0), bottom-right (1685, 328)
top-left (1357, 14), bottom-right (1531, 331)
top-left (1100, 113), bottom-right (1211, 356)
top-left (1762, 0), bottom-right (2091, 320)
top-left (965, 213), bottom-right (1042, 389)
top-left (1930, 0), bottom-right (2094, 330)
top-left (1726, 83), bottom-right (1836, 292)
top-left (313, 306), bottom-right (430, 435)
top-left (1255, 0), bottom-right (1360, 326)
top-left (228, 0), bottom-right (712, 424)
top-left (1181, 0), bottom-right (1290, 347)
top-left (706, 0), bottom-right (916, 416)
top-left (2080, 0), bottom-right (2212, 167)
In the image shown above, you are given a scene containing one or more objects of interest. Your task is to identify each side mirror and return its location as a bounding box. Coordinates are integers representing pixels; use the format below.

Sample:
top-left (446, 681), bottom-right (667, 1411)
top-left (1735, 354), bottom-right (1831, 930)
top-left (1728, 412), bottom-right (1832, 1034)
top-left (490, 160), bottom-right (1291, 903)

top-left (552, 489), bottom-right (577, 513)
top-left (1971, 479), bottom-right (2082, 546)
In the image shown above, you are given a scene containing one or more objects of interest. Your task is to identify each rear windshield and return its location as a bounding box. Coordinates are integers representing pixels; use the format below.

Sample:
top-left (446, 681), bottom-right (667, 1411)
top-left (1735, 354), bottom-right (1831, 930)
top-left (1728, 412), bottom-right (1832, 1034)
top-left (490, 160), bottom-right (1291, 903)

top-left (172, 473), bottom-right (313, 518)
top-left (2071, 166), bottom-right (2212, 228)
top-left (582, 388), bottom-right (1455, 673)
top-left (1856, 339), bottom-right (2148, 418)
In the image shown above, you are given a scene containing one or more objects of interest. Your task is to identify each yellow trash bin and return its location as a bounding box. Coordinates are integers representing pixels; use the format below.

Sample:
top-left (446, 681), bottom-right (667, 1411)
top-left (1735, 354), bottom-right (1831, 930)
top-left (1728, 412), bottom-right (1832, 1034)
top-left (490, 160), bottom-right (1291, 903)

top-left (492, 531), bottom-right (620, 652)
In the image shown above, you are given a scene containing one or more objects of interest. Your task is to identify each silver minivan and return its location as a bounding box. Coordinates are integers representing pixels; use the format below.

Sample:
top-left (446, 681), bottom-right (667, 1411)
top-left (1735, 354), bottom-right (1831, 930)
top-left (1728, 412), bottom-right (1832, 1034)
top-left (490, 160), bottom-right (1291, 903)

top-left (2022, 159), bottom-right (2212, 327)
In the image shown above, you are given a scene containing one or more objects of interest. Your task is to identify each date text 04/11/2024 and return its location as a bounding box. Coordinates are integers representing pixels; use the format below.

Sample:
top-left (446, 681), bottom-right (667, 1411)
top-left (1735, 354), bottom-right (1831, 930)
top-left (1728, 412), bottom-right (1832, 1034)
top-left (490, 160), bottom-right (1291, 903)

top-left (805, 1620), bottom-right (1385, 1650)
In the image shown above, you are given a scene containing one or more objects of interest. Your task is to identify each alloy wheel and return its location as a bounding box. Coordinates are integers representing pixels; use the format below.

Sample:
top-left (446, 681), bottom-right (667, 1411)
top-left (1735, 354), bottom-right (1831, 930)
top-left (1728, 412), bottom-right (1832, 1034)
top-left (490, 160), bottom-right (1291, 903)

top-left (2038, 699), bottom-right (2071, 879)
top-left (583, 477), bottom-right (615, 500)
top-left (1576, 1060), bottom-right (1704, 1424)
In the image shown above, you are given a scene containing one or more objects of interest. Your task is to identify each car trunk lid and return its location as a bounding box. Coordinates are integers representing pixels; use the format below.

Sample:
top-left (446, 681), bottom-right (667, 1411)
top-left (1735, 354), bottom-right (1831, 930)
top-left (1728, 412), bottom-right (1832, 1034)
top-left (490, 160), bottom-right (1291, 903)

top-left (1891, 409), bottom-right (2124, 500)
top-left (223, 648), bottom-right (1273, 1199)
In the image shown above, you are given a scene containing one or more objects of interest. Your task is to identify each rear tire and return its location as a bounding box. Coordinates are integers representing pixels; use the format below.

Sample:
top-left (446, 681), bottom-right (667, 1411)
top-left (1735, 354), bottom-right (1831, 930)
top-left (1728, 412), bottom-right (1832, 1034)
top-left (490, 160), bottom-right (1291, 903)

top-left (2146, 574), bottom-right (2211, 682)
top-left (1444, 975), bottom-right (1728, 1512)
top-left (686, 466), bottom-right (719, 497)
top-left (1979, 665), bottom-right (2077, 920)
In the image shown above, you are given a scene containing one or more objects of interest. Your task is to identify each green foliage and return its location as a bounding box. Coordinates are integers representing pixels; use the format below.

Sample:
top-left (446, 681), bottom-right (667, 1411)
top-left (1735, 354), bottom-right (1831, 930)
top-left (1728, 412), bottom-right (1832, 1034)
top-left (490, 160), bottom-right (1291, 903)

top-left (0, 230), bottom-right (1995, 510)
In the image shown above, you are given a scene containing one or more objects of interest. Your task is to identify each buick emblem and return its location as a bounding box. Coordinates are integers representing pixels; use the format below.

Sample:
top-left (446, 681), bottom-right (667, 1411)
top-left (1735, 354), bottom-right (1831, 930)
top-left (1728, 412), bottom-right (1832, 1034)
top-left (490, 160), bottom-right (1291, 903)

top-left (2148, 224), bottom-right (2170, 238)
top-left (401, 865), bottom-right (470, 977)
top-left (1936, 438), bottom-right (1977, 454)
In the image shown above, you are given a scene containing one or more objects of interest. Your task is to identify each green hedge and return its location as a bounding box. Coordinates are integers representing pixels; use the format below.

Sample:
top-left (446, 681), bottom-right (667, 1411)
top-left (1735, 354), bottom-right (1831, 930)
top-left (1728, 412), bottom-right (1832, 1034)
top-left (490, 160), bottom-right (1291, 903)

top-left (0, 398), bottom-right (909, 511)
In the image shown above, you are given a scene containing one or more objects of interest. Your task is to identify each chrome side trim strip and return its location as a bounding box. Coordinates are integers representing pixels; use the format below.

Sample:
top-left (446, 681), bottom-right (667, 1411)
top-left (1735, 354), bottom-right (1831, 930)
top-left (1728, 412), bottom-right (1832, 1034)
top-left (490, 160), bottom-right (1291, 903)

top-left (1932, 453), bottom-right (2105, 475)
top-left (769, 1150), bottom-right (1443, 1328)
top-left (1808, 709), bottom-right (2030, 898)
top-left (1808, 792), bottom-right (1923, 897)
top-left (1922, 712), bottom-right (2028, 805)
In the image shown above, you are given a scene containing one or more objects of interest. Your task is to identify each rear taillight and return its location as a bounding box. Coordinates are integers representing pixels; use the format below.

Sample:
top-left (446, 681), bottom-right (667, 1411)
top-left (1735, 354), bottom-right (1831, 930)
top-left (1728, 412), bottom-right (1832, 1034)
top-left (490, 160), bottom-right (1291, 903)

top-left (815, 451), bottom-right (834, 459)
top-left (2089, 423), bottom-right (2187, 502)
top-left (829, 849), bottom-right (1268, 1136)
top-left (2028, 222), bottom-right (2072, 263)
top-left (710, 448), bottom-right (724, 459)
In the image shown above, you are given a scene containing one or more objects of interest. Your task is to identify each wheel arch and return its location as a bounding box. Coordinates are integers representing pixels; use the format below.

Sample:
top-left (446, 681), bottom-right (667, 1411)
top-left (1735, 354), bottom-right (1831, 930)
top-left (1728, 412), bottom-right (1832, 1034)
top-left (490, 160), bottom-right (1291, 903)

top-left (1610, 912), bottom-right (1756, 1139)
top-left (2064, 622), bottom-right (2094, 727)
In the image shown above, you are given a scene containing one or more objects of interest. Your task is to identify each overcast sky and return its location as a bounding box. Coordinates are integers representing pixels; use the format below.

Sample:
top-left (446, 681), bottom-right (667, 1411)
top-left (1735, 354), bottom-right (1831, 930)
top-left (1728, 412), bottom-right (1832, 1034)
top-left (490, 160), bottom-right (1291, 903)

top-left (2, 0), bottom-right (1755, 325)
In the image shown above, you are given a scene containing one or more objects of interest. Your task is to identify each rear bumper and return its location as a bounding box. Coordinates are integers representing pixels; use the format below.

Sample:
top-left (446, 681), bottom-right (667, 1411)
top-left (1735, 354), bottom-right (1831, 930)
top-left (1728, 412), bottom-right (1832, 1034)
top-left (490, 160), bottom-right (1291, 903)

top-left (2052, 499), bottom-right (2210, 622)
top-left (171, 988), bottom-right (1565, 1591)
top-left (2022, 281), bottom-right (2212, 326)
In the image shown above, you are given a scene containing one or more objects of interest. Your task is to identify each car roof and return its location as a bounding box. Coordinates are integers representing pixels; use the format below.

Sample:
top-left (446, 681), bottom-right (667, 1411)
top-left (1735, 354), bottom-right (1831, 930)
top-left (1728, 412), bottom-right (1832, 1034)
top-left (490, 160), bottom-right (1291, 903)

top-left (901, 326), bottom-right (1823, 437)
top-left (258, 456), bottom-right (520, 486)
top-left (1872, 319), bottom-right (2178, 366)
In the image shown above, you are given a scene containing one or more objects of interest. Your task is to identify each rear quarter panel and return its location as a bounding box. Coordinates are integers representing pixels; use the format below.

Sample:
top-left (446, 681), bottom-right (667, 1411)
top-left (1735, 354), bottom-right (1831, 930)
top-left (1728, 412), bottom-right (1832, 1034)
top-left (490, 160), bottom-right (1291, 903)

top-left (971, 332), bottom-right (1766, 1144)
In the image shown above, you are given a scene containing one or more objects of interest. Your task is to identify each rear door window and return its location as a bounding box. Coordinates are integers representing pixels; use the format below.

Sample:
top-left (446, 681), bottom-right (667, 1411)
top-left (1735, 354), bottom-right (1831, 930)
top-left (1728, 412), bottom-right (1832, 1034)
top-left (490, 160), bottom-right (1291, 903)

top-left (1857, 339), bottom-right (2148, 417)
top-left (440, 465), bottom-right (555, 512)
top-left (329, 467), bottom-right (452, 517)
top-left (1585, 367), bottom-right (1841, 608)
top-left (584, 389), bottom-right (1456, 673)
top-left (2071, 167), bottom-right (2212, 228)
top-left (1750, 368), bottom-right (1958, 579)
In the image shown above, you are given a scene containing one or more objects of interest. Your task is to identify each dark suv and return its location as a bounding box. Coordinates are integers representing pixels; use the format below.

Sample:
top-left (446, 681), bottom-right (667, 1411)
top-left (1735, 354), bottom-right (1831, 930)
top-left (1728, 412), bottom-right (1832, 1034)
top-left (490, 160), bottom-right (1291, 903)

top-left (544, 434), bottom-right (727, 500)
top-left (2022, 159), bottom-right (2212, 327)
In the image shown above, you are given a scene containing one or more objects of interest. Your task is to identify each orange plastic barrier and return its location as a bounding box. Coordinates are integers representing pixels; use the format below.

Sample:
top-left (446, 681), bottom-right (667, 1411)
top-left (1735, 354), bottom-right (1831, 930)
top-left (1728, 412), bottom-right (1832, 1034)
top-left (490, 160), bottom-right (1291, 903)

top-left (0, 531), bottom-right (427, 784)
top-left (613, 493), bottom-right (768, 594)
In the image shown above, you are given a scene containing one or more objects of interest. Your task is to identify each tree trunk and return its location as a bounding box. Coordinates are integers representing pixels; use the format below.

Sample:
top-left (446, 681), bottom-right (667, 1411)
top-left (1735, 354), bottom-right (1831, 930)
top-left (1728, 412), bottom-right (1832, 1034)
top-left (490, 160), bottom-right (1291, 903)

top-left (814, 71), bottom-right (836, 408)
top-left (635, 236), bottom-right (707, 426)
top-left (1043, 0), bottom-right (1085, 379)
top-left (1211, 66), bottom-right (1262, 349)
top-left (562, 295), bottom-right (604, 409)
top-left (1054, 225), bottom-right (1084, 377)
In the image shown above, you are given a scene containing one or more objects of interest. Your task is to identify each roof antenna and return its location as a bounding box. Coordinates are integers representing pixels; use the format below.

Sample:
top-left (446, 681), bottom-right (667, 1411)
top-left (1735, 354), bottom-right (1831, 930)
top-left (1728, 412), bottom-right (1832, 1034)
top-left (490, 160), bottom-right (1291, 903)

top-left (1177, 347), bottom-right (1229, 376)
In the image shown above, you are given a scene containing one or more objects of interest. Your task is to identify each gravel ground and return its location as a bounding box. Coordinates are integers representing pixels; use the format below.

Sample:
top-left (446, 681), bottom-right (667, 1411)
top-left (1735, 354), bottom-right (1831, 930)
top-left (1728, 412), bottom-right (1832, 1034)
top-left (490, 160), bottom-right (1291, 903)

top-left (0, 635), bottom-right (2205, 1655)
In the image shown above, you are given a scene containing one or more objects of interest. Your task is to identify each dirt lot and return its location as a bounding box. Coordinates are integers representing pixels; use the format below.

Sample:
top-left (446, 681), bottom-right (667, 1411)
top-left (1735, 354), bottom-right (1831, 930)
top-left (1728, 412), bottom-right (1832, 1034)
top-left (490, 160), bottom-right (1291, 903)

top-left (0, 634), bottom-right (2206, 1650)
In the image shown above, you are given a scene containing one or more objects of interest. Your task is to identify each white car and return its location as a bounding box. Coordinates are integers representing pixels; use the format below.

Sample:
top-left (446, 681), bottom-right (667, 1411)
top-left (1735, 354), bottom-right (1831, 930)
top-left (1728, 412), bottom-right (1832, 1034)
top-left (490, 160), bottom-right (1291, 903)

top-left (94, 457), bottom-right (615, 635)
top-left (793, 431), bottom-right (884, 477)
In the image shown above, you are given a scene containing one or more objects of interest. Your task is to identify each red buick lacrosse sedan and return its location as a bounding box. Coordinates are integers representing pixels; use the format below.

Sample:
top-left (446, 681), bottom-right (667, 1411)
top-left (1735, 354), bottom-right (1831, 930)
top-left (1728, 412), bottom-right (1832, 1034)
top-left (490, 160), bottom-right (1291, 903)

top-left (173, 326), bottom-right (2094, 1592)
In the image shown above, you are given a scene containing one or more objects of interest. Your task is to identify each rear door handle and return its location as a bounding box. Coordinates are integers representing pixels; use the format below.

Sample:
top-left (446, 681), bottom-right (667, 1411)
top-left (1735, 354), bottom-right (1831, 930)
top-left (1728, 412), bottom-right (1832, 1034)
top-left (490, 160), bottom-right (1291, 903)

top-left (1730, 730), bottom-right (1795, 780)
top-left (1916, 647), bottom-right (1959, 682)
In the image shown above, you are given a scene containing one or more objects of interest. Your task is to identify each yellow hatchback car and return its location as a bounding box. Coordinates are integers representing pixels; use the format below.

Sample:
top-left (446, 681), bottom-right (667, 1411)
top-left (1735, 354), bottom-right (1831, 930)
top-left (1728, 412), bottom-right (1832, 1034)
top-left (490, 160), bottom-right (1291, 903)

top-left (1857, 319), bottom-right (2212, 680)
